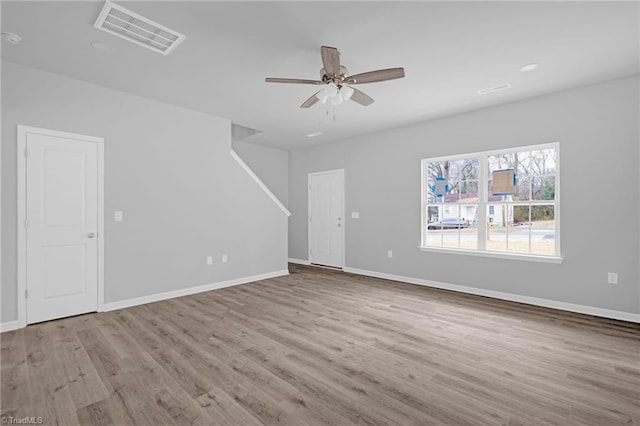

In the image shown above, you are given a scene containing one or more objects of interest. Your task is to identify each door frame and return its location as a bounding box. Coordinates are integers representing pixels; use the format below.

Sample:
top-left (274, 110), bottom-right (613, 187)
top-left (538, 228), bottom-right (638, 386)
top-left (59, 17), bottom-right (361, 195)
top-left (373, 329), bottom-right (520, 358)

top-left (17, 125), bottom-right (105, 327)
top-left (307, 169), bottom-right (345, 269)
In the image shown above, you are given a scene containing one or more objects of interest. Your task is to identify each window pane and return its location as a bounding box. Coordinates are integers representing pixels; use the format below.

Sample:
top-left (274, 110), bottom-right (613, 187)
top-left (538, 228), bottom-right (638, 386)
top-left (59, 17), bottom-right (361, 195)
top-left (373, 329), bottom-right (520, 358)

top-left (426, 158), bottom-right (479, 204)
top-left (427, 206), bottom-right (439, 223)
top-left (513, 177), bottom-right (531, 201)
top-left (532, 175), bottom-right (555, 201)
top-left (488, 150), bottom-right (545, 202)
top-left (530, 205), bottom-right (555, 255)
top-left (456, 180), bottom-right (478, 203)
top-left (509, 205), bottom-right (532, 254)
top-left (426, 205), bottom-right (477, 249)
top-left (425, 228), bottom-right (444, 247)
top-left (486, 204), bottom-right (507, 252)
top-left (460, 221), bottom-right (478, 250)
top-left (529, 148), bottom-right (557, 176)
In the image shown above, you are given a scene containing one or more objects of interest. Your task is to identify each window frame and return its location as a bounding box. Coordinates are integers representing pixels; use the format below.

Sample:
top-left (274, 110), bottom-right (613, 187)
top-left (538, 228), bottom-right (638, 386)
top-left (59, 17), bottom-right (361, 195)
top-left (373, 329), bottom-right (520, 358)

top-left (420, 142), bottom-right (562, 263)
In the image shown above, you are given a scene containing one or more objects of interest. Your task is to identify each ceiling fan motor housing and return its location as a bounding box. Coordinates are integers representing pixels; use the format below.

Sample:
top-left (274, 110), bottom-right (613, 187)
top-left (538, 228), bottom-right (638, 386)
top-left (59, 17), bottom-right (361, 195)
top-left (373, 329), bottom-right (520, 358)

top-left (320, 65), bottom-right (349, 84)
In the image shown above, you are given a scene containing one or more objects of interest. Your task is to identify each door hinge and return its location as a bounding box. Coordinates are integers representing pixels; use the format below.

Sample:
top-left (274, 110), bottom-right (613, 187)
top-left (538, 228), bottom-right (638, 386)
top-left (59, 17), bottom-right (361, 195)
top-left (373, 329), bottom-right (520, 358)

top-left (25, 289), bottom-right (29, 299)
top-left (24, 149), bottom-right (29, 159)
top-left (24, 219), bottom-right (30, 229)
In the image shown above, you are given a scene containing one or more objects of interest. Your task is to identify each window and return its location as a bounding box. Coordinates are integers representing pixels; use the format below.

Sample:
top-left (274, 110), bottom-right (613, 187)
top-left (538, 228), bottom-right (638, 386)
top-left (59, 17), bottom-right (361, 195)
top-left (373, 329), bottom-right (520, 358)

top-left (421, 143), bottom-right (560, 261)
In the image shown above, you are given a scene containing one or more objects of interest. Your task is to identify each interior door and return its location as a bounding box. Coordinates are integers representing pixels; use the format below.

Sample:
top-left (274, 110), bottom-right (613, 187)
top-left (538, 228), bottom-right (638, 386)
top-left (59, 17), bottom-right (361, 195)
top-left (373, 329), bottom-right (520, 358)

top-left (309, 170), bottom-right (344, 268)
top-left (26, 132), bottom-right (98, 324)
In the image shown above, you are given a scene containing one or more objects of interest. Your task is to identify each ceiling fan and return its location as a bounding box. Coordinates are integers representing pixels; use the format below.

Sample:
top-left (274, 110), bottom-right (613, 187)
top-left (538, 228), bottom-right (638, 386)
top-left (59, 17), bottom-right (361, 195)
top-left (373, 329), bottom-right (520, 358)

top-left (265, 46), bottom-right (405, 108)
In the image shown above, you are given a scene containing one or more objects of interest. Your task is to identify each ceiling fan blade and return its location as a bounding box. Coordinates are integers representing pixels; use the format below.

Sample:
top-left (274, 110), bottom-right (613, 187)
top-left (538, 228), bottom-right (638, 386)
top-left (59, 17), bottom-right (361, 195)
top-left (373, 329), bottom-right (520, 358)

top-left (265, 78), bottom-right (324, 85)
top-left (347, 67), bottom-right (405, 84)
top-left (300, 92), bottom-right (320, 108)
top-left (350, 88), bottom-right (374, 106)
top-left (320, 46), bottom-right (341, 76)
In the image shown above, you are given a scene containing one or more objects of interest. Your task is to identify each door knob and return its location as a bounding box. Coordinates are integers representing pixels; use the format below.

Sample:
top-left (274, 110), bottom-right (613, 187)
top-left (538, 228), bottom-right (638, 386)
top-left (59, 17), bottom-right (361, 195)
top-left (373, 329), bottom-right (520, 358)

top-left (337, 224), bottom-right (342, 228)
top-left (88, 233), bottom-right (96, 238)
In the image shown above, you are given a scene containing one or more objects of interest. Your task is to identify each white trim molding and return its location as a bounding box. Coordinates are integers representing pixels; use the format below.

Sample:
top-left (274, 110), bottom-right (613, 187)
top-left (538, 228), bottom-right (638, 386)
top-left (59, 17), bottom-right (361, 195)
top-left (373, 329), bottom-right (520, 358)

top-left (17, 125), bottom-right (105, 329)
top-left (0, 320), bottom-right (22, 333)
top-left (343, 266), bottom-right (640, 323)
top-left (101, 269), bottom-right (289, 312)
top-left (288, 258), bottom-right (311, 265)
top-left (419, 246), bottom-right (564, 264)
top-left (230, 149), bottom-right (291, 217)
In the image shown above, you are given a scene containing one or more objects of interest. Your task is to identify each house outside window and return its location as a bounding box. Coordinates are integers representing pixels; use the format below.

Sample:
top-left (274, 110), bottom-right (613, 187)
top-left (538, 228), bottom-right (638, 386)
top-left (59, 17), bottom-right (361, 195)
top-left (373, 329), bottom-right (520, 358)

top-left (421, 143), bottom-right (560, 261)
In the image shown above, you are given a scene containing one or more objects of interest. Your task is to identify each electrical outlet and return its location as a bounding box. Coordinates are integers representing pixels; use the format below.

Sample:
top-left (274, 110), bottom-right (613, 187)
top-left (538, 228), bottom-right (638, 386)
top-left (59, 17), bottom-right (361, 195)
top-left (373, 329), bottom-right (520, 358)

top-left (351, 212), bottom-right (360, 219)
top-left (222, 254), bottom-right (228, 263)
top-left (387, 250), bottom-right (393, 258)
top-left (206, 256), bottom-right (213, 265)
top-left (607, 272), bottom-right (618, 284)
top-left (114, 211), bottom-right (123, 222)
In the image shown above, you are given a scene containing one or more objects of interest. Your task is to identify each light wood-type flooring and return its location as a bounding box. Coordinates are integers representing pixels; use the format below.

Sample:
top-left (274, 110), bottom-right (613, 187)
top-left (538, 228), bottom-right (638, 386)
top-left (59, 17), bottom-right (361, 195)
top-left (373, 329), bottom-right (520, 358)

top-left (1, 264), bottom-right (639, 425)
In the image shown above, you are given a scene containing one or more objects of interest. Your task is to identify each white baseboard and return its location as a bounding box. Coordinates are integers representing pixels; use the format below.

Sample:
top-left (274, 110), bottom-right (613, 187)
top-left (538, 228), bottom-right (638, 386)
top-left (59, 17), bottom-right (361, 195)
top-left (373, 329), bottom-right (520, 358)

top-left (288, 258), bottom-right (310, 265)
top-left (0, 320), bottom-right (22, 333)
top-left (343, 267), bottom-right (640, 323)
top-left (101, 270), bottom-right (289, 312)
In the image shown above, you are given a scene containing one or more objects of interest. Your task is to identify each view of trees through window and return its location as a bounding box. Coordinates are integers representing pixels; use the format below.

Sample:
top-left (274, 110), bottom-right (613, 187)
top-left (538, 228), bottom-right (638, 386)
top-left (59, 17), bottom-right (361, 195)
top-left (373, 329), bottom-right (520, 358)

top-left (422, 144), bottom-right (559, 257)
top-left (425, 157), bottom-right (479, 250)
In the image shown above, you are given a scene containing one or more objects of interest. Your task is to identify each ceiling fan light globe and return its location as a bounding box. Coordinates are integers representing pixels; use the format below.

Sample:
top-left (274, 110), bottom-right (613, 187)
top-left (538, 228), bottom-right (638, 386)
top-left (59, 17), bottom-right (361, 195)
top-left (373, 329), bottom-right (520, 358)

top-left (341, 85), bottom-right (354, 100)
top-left (326, 82), bottom-right (338, 98)
top-left (317, 89), bottom-right (329, 104)
top-left (331, 92), bottom-right (344, 106)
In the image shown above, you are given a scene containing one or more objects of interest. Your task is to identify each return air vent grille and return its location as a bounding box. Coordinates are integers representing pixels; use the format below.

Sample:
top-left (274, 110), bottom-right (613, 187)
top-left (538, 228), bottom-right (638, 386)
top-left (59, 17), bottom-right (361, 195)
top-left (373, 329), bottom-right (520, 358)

top-left (94, 1), bottom-right (185, 55)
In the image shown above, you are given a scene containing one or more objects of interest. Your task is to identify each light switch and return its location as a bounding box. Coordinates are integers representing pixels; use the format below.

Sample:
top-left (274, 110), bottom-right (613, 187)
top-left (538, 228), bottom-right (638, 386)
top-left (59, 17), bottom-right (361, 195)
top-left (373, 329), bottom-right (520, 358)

top-left (222, 254), bottom-right (228, 263)
top-left (206, 256), bottom-right (213, 265)
top-left (114, 211), bottom-right (124, 222)
top-left (351, 212), bottom-right (360, 219)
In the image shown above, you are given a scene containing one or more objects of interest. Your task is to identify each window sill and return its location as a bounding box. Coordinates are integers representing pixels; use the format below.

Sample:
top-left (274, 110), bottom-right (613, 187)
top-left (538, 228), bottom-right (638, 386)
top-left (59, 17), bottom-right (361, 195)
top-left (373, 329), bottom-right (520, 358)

top-left (419, 246), bottom-right (564, 264)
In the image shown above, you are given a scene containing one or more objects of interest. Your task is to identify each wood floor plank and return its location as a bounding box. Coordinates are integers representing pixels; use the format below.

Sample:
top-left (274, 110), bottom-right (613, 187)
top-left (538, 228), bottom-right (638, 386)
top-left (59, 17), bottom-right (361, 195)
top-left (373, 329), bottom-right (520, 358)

top-left (2, 263), bottom-right (639, 425)
top-left (196, 386), bottom-right (263, 426)
top-left (0, 329), bottom-right (30, 418)
top-left (44, 320), bottom-right (111, 409)
top-left (22, 325), bottom-right (81, 425)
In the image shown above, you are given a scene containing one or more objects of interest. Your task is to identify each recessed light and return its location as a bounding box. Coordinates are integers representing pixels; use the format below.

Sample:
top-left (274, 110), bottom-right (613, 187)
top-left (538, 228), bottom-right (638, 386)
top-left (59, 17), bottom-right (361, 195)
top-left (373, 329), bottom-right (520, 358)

top-left (1, 32), bottom-right (22, 45)
top-left (91, 41), bottom-right (115, 52)
top-left (477, 83), bottom-right (511, 95)
top-left (306, 131), bottom-right (323, 138)
top-left (520, 63), bottom-right (539, 72)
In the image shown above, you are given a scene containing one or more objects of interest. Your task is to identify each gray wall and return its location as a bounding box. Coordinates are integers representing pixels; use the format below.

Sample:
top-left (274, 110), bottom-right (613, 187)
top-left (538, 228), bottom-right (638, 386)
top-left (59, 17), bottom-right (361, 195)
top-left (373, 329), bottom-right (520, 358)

top-left (1, 62), bottom-right (288, 323)
top-left (232, 140), bottom-right (289, 207)
top-left (289, 75), bottom-right (640, 315)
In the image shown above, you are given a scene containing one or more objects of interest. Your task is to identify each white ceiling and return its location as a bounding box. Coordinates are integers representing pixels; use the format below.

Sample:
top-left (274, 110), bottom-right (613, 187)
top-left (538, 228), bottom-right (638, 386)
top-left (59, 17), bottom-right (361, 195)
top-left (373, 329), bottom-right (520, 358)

top-left (2, 1), bottom-right (638, 150)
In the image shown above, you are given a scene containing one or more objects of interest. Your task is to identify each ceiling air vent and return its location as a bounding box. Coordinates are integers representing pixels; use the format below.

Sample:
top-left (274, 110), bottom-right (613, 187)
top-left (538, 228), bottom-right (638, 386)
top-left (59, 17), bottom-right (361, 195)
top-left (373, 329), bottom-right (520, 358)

top-left (477, 83), bottom-right (511, 95)
top-left (94, 1), bottom-right (185, 55)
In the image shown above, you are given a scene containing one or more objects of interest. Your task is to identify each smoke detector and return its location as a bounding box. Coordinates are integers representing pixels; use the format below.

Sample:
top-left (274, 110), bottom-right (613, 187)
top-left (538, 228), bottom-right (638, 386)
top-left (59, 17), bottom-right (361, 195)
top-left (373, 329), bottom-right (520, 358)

top-left (94, 1), bottom-right (185, 55)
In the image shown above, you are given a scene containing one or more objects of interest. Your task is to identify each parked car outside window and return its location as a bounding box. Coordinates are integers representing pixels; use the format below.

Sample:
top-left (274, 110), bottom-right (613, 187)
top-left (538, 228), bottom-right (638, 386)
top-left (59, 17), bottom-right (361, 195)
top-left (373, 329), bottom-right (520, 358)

top-left (427, 218), bottom-right (470, 230)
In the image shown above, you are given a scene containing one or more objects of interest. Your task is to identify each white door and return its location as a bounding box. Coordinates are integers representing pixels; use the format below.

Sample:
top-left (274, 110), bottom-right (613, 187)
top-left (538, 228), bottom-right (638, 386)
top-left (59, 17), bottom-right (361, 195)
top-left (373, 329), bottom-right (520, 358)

top-left (25, 132), bottom-right (99, 324)
top-left (309, 170), bottom-right (344, 268)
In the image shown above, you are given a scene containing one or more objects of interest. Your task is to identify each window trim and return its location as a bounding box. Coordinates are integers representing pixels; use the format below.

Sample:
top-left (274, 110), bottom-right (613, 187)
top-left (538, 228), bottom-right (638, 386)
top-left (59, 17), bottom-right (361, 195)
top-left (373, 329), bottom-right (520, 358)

top-left (420, 142), bottom-right (561, 261)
